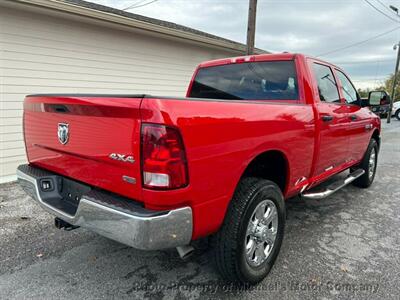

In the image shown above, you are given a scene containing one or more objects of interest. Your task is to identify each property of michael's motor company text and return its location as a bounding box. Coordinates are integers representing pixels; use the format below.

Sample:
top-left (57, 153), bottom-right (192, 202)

top-left (129, 281), bottom-right (379, 294)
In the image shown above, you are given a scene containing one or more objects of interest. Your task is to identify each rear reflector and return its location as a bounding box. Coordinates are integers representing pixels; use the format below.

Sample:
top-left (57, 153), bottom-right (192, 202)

top-left (141, 124), bottom-right (188, 189)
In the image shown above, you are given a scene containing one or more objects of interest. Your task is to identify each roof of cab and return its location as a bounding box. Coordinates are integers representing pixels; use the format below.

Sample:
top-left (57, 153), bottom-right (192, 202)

top-left (198, 53), bottom-right (343, 72)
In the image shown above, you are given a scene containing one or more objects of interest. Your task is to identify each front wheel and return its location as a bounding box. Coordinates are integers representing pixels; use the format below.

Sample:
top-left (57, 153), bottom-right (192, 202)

top-left (395, 109), bottom-right (400, 121)
top-left (212, 178), bottom-right (285, 285)
top-left (352, 138), bottom-right (378, 188)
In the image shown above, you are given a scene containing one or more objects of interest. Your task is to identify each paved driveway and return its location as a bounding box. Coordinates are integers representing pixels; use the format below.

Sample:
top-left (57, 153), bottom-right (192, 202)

top-left (0, 121), bottom-right (399, 299)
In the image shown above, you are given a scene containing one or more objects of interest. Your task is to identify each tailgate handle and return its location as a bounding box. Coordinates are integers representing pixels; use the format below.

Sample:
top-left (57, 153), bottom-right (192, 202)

top-left (52, 105), bottom-right (69, 113)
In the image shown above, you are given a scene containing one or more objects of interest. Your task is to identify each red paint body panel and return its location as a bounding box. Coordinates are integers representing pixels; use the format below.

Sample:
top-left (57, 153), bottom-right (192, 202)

top-left (140, 98), bottom-right (315, 238)
top-left (24, 96), bottom-right (144, 202)
top-left (22, 54), bottom-right (380, 241)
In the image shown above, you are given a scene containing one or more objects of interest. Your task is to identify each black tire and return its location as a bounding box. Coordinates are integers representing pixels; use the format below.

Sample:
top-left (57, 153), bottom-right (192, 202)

top-left (351, 139), bottom-right (378, 188)
top-left (395, 109), bottom-right (400, 121)
top-left (212, 177), bottom-right (285, 285)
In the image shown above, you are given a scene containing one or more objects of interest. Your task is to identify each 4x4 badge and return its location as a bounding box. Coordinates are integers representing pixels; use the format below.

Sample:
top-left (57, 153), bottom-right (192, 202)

top-left (109, 153), bottom-right (135, 164)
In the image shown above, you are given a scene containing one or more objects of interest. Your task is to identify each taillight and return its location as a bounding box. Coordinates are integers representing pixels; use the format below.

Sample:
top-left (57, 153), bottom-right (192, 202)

top-left (141, 123), bottom-right (188, 189)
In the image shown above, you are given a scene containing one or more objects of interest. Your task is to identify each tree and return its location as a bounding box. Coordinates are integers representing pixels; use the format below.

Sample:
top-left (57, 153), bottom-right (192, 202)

top-left (383, 73), bottom-right (400, 102)
top-left (357, 88), bottom-right (371, 98)
top-left (357, 74), bottom-right (399, 102)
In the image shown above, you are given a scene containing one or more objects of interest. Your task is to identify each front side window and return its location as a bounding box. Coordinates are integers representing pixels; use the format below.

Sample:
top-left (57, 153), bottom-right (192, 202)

top-left (312, 63), bottom-right (340, 103)
top-left (189, 61), bottom-right (299, 100)
top-left (336, 70), bottom-right (358, 104)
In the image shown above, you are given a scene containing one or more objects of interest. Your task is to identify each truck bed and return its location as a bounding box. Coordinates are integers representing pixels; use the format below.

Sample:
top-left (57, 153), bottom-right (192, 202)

top-left (24, 93), bottom-right (316, 237)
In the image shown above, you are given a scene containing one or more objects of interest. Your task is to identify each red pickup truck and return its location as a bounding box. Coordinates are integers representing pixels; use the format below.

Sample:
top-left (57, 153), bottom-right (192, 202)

top-left (17, 53), bottom-right (380, 284)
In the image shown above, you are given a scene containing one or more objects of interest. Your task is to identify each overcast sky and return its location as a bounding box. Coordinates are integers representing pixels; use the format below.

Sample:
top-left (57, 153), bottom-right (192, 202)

top-left (91, 0), bottom-right (400, 90)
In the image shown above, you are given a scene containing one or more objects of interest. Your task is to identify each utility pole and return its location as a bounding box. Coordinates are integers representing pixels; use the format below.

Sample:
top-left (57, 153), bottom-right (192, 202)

top-left (388, 42), bottom-right (400, 124)
top-left (246, 0), bottom-right (258, 55)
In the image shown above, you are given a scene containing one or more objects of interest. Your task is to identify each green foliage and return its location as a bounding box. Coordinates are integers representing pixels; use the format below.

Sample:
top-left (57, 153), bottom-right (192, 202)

top-left (357, 73), bottom-right (399, 102)
top-left (383, 73), bottom-right (400, 102)
top-left (357, 88), bottom-right (371, 98)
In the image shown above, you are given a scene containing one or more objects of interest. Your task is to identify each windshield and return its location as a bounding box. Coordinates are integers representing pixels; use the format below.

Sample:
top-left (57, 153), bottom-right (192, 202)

top-left (189, 60), bottom-right (299, 100)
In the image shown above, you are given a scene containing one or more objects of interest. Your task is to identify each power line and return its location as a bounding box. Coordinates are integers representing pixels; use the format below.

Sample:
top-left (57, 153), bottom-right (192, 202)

top-left (352, 75), bottom-right (389, 82)
top-left (316, 26), bottom-right (400, 57)
top-left (123, 0), bottom-right (160, 10)
top-left (334, 58), bottom-right (395, 65)
top-left (375, 0), bottom-right (398, 15)
top-left (363, 0), bottom-right (400, 24)
top-left (122, 1), bottom-right (146, 10)
top-left (132, 0), bottom-right (160, 9)
top-left (373, 60), bottom-right (381, 86)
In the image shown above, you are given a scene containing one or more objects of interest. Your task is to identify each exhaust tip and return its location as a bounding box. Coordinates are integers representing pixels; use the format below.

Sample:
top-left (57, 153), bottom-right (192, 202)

top-left (54, 217), bottom-right (79, 231)
top-left (176, 245), bottom-right (195, 260)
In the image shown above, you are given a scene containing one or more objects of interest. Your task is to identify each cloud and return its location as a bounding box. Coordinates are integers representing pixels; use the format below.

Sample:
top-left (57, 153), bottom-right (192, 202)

top-left (91, 0), bottom-right (400, 89)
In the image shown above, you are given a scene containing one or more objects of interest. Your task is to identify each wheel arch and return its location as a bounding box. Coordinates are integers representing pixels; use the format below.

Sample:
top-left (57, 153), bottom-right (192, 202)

top-left (240, 149), bottom-right (290, 195)
top-left (371, 129), bottom-right (381, 151)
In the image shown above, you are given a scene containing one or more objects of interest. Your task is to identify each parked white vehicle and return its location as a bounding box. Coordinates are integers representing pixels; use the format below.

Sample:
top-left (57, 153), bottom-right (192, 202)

top-left (392, 101), bottom-right (400, 120)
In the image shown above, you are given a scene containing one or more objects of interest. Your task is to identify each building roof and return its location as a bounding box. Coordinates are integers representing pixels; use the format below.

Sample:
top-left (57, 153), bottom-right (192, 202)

top-left (64, 0), bottom-right (248, 47)
top-left (11, 0), bottom-right (266, 54)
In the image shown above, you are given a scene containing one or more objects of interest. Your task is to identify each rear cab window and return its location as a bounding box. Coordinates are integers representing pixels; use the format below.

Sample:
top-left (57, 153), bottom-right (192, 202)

top-left (188, 60), bottom-right (299, 100)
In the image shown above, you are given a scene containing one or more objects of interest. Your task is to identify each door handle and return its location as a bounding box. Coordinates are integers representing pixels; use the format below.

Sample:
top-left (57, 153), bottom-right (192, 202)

top-left (350, 115), bottom-right (358, 121)
top-left (321, 115), bottom-right (333, 122)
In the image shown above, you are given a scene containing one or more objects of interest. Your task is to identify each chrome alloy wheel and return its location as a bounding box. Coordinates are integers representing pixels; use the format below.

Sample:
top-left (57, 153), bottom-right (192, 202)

top-left (245, 199), bottom-right (278, 267)
top-left (368, 148), bottom-right (376, 180)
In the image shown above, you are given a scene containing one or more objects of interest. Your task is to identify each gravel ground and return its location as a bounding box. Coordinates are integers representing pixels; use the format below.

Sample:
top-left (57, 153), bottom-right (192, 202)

top-left (0, 120), bottom-right (399, 299)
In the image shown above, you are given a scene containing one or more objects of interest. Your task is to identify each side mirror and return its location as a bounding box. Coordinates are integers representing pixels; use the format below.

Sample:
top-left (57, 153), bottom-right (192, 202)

top-left (381, 94), bottom-right (391, 105)
top-left (368, 91), bottom-right (387, 106)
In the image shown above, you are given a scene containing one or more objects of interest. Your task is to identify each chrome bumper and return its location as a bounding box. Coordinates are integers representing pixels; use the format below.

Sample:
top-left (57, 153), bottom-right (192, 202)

top-left (16, 165), bottom-right (192, 250)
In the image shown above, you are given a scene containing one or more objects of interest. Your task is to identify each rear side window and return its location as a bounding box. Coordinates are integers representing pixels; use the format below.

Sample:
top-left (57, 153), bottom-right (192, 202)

top-left (312, 63), bottom-right (340, 103)
top-left (189, 61), bottom-right (299, 100)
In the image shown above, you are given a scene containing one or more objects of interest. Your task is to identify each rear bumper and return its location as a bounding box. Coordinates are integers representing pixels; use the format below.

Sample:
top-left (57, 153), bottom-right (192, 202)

top-left (16, 164), bottom-right (192, 250)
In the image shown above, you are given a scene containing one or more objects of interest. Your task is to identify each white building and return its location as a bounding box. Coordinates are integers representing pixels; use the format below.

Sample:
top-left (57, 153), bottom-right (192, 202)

top-left (0, 0), bottom-right (264, 183)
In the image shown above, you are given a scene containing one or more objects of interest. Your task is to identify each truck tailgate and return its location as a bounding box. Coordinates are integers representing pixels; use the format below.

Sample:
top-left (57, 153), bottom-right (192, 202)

top-left (23, 95), bottom-right (144, 201)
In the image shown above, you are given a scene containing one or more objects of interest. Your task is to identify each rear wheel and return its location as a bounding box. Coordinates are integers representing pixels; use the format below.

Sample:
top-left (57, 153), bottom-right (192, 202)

top-left (212, 177), bottom-right (285, 285)
top-left (352, 139), bottom-right (378, 188)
